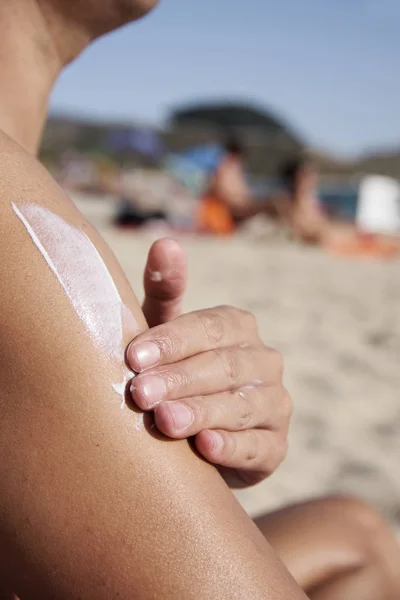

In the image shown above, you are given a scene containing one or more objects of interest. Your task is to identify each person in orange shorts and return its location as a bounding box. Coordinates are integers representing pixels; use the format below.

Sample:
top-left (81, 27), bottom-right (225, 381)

top-left (198, 136), bottom-right (274, 235)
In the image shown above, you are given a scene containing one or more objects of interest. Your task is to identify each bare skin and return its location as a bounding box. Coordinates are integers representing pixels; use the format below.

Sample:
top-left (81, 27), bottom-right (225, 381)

top-left (1, 0), bottom-right (294, 488)
top-left (129, 246), bottom-right (400, 600)
top-left (0, 0), bottom-right (156, 154)
top-left (0, 126), bottom-right (305, 600)
top-left (0, 1), bottom-right (399, 599)
top-left (208, 153), bottom-right (275, 221)
top-left (283, 163), bottom-right (400, 254)
top-left (128, 303), bottom-right (291, 488)
top-left (0, 1), bottom-right (306, 598)
top-left (256, 497), bottom-right (400, 600)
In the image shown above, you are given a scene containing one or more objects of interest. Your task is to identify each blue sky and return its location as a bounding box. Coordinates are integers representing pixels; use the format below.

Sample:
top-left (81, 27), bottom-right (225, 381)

top-left (50, 0), bottom-right (400, 157)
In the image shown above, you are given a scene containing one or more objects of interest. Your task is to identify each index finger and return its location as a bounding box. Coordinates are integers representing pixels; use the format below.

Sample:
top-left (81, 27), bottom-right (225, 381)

top-left (127, 306), bottom-right (258, 372)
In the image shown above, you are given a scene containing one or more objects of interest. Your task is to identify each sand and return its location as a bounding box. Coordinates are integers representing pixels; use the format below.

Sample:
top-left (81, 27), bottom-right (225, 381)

top-left (74, 193), bottom-right (400, 524)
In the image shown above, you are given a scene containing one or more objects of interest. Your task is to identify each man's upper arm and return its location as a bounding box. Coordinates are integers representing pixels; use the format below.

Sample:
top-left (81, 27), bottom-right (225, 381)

top-left (0, 134), bottom-right (304, 599)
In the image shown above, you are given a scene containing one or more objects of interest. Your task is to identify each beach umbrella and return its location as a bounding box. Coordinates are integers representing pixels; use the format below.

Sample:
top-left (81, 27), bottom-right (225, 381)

top-left (162, 144), bottom-right (224, 196)
top-left (178, 144), bottom-right (224, 172)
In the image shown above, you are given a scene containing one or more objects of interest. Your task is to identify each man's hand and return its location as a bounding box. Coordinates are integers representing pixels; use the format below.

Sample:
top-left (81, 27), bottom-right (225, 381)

top-left (137, 238), bottom-right (292, 487)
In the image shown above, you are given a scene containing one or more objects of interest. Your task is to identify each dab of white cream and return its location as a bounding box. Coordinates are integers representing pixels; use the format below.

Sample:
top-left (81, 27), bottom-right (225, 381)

top-left (12, 202), bottom-right (136, 409)
top-left (149, 269), bottom-right (163, 282)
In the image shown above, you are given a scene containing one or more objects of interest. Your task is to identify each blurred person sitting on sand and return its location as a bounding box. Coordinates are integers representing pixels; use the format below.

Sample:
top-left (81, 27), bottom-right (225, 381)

top-left (278, 157), bottom-right (328, 243)
top-left (2, 0), bottom-right (400, 599)
top-left (198, 135), bottom-right (275, 235)
top-left (280, 157), bottom-right (400, 257)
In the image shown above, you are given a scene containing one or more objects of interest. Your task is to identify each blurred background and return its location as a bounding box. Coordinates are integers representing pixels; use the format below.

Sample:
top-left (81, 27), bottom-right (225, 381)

top-left (45, 0), bottom-right (400, 522)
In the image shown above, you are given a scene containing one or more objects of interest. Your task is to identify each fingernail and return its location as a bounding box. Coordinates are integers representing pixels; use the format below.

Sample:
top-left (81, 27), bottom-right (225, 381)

top-left (169, 403), bottom-right (193, 431)
top-left (137, 375), bottom-right (167, 407)
top-left (208, 431), bottom-right (224, 453)
top-left (130, 342), bottom-right (160, 372)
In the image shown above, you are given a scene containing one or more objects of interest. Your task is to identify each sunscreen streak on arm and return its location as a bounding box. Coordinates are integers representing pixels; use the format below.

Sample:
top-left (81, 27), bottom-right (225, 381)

top-left (12, 202), bottom-right (136, 410)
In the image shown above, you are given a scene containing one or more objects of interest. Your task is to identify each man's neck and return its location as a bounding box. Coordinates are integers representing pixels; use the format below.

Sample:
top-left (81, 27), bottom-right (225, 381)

top-left (0, 1), bottom-right (89, 154)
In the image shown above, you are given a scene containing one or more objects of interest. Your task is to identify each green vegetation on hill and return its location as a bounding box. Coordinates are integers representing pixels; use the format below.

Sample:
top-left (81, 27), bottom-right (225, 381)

top-left (170, 101), bottom-right (301, 140)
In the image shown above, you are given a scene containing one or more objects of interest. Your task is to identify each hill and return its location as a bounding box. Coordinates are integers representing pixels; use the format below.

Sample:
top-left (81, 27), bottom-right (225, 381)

top-left (354, 148), bottom-right (400, 178)
top-left (40, 109), bottom-right (400, 179)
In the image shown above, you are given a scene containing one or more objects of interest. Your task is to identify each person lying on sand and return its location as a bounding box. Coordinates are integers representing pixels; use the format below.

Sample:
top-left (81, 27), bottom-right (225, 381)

top-left (1, 1), bottom-right (400, 599)
top-left (280, 158), bottom-right (400, 257)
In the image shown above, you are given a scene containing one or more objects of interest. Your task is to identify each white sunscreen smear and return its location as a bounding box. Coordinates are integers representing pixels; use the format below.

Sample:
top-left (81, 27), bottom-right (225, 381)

top-left (12, 202), bottom-right (136, 410)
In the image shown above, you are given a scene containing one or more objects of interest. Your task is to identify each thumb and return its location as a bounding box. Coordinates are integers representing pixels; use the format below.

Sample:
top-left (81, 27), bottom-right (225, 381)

top-left (142, 238), bottom-right (188, 327)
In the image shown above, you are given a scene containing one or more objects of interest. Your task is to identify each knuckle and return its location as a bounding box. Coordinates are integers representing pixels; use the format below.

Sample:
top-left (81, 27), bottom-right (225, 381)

top-left (274, 385), bottom-right (293, 422)
top-left (193, 397), bottom-right (214, 429)
top-left (241, 308), bottom-right (258, 331)
top-left (257, 434), bottom-right (288, 479)
top-left (236, 390), bottom-right (253, 429)
top-left (196, 309), bottom-right (225, 346)
top-left (243, 345), bottom-right (267, 384)
top-left (226, 306), bottom-right (258, 333)
top-left (254, 343), bottom-right (268, 365)
top-left (266, 347), bottom-right (284, 378)
top-left (281, 389), bottom-right (293, 421)
top-left (155, 328), bottom-right (183, 357)
top-left (160, 367), bottom-right (190, 393)
top-left (224, 431), bottom-right (237, 459)
top-left (216, 347), bottom-right (240, 384)
top-left (244, 431), bottom-right (259, 463)
top-left (214, 304), bottom-right (236, 321)
top-left (216, 305), bottom-right (256, 332)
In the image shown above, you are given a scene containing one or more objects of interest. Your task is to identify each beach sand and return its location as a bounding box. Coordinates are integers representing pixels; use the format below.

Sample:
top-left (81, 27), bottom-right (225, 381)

top-left (75, 194), bottom-right (400, 524)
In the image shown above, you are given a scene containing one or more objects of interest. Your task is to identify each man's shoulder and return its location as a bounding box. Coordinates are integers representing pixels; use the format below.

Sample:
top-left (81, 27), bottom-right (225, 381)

top-left (0, 129), bottom-right (71, 222)
top-left (0, 128), bottom-right (47, 182)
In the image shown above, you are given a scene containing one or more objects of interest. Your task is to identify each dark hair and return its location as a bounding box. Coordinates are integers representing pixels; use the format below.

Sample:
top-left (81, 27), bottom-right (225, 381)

top-left (279, 157), bottom-right (310, 193)
top-left (223, 134), bottom-right (244, 157)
